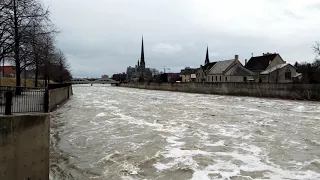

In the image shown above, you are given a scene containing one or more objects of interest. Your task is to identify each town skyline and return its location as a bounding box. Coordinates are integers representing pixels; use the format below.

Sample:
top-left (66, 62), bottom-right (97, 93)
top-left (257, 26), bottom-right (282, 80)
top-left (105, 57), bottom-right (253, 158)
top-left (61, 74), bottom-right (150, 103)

top-left (42, 0), bottom-right (320, 77)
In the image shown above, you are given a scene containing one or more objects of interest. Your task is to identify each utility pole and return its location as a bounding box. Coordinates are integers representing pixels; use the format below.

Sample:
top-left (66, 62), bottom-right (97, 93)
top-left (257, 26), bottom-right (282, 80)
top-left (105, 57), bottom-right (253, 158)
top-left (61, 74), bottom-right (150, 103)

top-left (163, 66), bottom-right (170, 74)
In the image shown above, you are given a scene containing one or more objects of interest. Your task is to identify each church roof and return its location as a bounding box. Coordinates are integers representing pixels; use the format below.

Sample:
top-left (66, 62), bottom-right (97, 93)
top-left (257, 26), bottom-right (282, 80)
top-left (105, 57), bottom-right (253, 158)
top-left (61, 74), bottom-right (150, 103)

top-left (201, 62), bottom-right (217, 72)
top-left (208, 59), bottom-right (234, 74)
top-left (224, 63), bottom-right (254, 76)
top-left (140, 37), bottom-right (145, 65)
top-left (205, 46), bottom-right (209, 64)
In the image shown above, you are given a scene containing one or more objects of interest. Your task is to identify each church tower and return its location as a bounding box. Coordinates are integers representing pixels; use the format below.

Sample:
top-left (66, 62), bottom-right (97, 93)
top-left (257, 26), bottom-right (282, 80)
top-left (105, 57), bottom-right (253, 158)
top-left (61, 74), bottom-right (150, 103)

top-left (205, 46), bottom-right (210, 64)
top-left (140, 37), bottom-right (145, 69)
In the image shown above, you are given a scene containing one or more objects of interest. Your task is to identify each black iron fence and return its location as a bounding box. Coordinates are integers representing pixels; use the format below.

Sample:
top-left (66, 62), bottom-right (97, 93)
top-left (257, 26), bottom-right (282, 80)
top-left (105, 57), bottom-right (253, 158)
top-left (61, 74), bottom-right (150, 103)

top-left (0, 86), bottom-right (49, 115)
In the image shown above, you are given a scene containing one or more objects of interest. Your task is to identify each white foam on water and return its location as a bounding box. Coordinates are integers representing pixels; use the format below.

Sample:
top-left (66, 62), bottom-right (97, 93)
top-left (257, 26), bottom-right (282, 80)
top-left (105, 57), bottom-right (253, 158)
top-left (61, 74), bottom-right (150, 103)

top-left (216, 128), bottom-right (240, 138)
top-left (96, 112), bottom-right (107, 117)
top-left (121, 162), bottom-right (140, 175)
top-left (89, 121), bottom-right (99, 126)
top-left (293, 105), bottom-right (306, 112)
top-left (165, 148), bottom-right (211, 159)
top-left (190, 160), bottom-right (240, 180)
top-left (242, 133), bottom-right (253, 140)
top-left (190, 171), bottom-right (211, 180)
top-left (213, 151), bottom-right (320, 179)
top-left (154, 147), bottom-right (211, 172)
top-left (236, 143), bottom-right (262, 156)
top-left (112, 111), bottom-right (164, 129)
top-left (205, 140), bottom-right (225, 147)
top-left (166, 136), bottom-right (185, 147)
top-left (153, 162), bottom-right (171, 171)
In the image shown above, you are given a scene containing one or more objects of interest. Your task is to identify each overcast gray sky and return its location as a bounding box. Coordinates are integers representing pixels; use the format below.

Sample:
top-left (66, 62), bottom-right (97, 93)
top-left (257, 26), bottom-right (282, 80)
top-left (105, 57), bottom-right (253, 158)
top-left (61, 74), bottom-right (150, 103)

top-left (43, 0), bottom-right (320, 78)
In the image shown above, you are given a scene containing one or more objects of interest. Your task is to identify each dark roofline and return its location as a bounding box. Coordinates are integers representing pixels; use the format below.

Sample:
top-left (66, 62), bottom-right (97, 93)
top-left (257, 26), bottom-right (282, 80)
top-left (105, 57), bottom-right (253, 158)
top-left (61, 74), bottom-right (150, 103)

top-left (245, 53), bottom-right (280, 71)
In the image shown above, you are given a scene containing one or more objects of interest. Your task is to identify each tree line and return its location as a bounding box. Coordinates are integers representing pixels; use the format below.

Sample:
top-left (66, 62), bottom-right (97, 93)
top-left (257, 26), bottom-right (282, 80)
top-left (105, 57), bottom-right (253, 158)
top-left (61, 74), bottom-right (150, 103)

top-left (294, 42), bottom-right (320, 84)
top-left (0, 0), bottom-right (72, 91)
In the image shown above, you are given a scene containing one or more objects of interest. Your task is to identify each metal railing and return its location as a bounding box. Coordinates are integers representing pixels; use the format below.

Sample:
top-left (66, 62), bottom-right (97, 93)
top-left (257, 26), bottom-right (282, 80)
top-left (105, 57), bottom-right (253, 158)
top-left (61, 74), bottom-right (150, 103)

top-left (0, 86), bottom-right (49, 115)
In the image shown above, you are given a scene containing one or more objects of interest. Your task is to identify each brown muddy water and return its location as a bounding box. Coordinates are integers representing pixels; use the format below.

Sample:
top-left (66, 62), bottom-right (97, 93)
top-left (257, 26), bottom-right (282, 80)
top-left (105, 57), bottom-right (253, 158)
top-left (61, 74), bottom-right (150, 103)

top-left (50, 85), bottom-right (320, 180)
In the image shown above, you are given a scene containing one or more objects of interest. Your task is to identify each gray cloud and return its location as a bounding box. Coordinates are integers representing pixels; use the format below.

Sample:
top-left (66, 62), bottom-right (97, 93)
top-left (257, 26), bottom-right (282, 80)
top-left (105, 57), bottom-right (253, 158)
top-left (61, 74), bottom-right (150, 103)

top-left (43, 0), bottom-right (320, 77)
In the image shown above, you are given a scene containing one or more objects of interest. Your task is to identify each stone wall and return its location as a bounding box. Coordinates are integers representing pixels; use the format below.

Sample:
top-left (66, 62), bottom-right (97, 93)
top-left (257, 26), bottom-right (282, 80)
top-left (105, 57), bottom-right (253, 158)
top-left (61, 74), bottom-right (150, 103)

top-left (120, 82), bottom-right (320, 101)
top-left (0, 114), bottom-right (50, 180)
top-left (49, 86), bottom-right (73, 111)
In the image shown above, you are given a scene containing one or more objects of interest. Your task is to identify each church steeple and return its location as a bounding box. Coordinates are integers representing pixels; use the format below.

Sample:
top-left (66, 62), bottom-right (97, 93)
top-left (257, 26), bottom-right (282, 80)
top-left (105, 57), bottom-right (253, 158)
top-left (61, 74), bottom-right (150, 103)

top-left (205, 46), bottom-right (210, 64)
top-left (137, 59), bottom-right (140, 67)
top-left (140, 36), bottom-right (145, 69)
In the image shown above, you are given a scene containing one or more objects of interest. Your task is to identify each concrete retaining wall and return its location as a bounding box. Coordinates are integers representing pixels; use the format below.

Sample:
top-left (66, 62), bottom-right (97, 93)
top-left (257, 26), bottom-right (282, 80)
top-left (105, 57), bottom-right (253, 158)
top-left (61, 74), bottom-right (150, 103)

top-left (120, 82), bottom-right (320, 101)
top-left (49, 86), bottom-right (73, 111)
top-left (0, 114), bottom-right (50, 180)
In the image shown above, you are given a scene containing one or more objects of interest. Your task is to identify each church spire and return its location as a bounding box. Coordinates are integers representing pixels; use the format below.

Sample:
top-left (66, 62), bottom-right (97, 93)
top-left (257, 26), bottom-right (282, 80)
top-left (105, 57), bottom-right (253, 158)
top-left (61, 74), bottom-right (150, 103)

top-left (140, 36), bottom-right (145, 68)
top-left (137, 59), bottom-right (140, 67)
top-left (205, 45), bottom-right (210, 64)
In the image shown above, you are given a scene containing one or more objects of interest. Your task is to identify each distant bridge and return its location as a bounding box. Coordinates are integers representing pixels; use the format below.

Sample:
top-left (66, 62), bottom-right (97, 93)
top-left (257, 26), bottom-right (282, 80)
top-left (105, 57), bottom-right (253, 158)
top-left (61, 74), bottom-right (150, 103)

top-left (71, 78), bottom-right (119, 85)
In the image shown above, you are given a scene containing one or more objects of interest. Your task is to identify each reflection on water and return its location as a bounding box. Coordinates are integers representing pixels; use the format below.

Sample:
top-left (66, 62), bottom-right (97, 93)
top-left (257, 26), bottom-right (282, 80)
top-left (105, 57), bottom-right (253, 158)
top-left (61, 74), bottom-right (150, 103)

top-left (50, 85), bottom-right (320, 180)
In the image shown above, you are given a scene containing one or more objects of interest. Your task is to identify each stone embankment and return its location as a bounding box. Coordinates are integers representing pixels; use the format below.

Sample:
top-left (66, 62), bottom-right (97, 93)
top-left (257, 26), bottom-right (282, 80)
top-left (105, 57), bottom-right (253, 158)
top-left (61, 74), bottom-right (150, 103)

top-left (120, 82), bottom-right (320, 101)
top-left (49, 85), bottom-right (73, 111)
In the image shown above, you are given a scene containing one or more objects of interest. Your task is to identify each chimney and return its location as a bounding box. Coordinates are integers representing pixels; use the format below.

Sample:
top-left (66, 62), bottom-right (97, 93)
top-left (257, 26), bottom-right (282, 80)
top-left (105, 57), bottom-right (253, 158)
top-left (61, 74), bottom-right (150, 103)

top-left (235, 55), bottom-right (239, 61)
top-left (245, 59), bottom-right (247, 65)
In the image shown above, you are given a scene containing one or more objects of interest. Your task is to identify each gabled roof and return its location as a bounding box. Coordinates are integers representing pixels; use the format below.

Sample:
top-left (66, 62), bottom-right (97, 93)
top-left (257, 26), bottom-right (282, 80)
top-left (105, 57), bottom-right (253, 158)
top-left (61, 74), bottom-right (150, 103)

top-left (245, 54), bottom-right (278, 71)
top-left (208, 59), bottom-right (234, 74)
top-left (201, 62), bottom-right (217, 72)
top-left (260, 63), bottom-right (296, 74)
top-left (224, 63), bottom-right (254, 76)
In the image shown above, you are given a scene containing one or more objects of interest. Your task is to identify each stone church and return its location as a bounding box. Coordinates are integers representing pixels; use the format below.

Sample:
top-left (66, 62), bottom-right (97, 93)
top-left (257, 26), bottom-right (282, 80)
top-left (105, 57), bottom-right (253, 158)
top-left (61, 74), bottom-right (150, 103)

top-left (126, 37), bottom-right (151, 81)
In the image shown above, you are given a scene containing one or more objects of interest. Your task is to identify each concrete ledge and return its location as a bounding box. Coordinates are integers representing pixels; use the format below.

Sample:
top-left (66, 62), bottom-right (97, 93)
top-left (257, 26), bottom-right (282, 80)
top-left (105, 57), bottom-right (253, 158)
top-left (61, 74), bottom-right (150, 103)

top-left (120, 82), bottom-right (320, 101)
top-left (49, 86), bottom-right (73, 111)
top-left (0, 114), bottom-right (50, 180)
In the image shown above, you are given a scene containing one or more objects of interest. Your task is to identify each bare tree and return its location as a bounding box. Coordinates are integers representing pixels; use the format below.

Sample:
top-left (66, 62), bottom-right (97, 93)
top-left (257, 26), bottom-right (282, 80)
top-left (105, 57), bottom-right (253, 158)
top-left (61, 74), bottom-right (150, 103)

top-left (1, 0), bottom-right (72, 89)
top-left (24, 20), bottom-right (56, 87)
top-left (313, 41), bottom-right (320, 57)
top-left (1, 0), bottom-right (49, 93)
top-left (0, 0), bottom-right (13, 61)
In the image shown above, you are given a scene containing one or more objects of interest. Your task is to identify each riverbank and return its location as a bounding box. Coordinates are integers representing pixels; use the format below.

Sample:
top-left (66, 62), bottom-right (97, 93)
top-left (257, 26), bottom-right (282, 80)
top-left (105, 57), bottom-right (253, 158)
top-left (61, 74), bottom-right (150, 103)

top-left (0, 77), bottom-right (54, 87)
top-left (120, 82), bottom-right (320, 101)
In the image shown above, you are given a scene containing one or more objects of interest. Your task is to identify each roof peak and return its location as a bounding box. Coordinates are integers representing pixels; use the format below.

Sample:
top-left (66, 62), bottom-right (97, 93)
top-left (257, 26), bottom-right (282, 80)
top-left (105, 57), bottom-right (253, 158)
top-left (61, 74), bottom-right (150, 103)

top-left (205, 46), bottom-right (210, 64)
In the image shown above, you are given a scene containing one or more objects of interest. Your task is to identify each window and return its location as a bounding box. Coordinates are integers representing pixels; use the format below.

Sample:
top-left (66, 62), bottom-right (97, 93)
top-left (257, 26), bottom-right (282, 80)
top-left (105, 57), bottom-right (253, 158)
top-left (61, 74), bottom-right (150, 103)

top-left (225, 77), bottom-right (227, 82)
top-left (220, 76), bottom-right (221, 81)
top-left (285, 68), bottom-right (291, 80)
top-left (212, 76), bottom-right (213, 81)
top-left (243, 77), bottom-right (247, 82)
top-left (216, 76), bottom-right (217, 81)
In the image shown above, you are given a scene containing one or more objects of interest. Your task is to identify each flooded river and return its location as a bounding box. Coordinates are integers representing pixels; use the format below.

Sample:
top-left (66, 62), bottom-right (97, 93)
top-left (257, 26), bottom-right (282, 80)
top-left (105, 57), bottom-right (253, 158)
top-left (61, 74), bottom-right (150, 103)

top-left (50, 85), bottom-right (320, 180)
